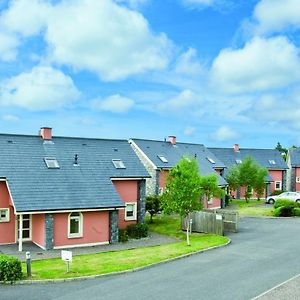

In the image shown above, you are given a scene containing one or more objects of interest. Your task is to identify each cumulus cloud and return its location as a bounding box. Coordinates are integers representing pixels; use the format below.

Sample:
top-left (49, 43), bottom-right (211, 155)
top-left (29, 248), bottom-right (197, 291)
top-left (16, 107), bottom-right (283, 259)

top-left (0, 66), bottom-right (80, 110)
top-left (0, 0), bottom-right (172, 79)
top-left (114, 0), bottom-right (149, 9)
top-left (91, 94), bottom-right (135, 113)
top-left (253, 0), bottom-right (300, 35)
top-left (212, 126), bottom-right (239, 142)
top-left (211, 36), bottom-right (300, 93)
top-left (0, 31), bottom-right (19, 61)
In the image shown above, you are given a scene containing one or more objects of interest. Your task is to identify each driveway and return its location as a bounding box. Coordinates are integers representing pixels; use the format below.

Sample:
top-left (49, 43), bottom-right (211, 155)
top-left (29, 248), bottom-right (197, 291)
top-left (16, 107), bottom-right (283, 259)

top-left (1, 217), bottom-right (300, 300)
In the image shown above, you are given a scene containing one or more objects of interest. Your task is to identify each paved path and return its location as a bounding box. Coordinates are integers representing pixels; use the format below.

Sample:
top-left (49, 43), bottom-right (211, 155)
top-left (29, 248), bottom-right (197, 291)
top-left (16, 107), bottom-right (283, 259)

top-left (1, 217), bottom-right (300, 300)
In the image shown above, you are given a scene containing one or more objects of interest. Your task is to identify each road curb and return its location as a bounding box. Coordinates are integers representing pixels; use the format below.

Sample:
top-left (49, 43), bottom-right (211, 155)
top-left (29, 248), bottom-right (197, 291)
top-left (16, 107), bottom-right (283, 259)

top-left (3, 239), bottom-right (231, 285)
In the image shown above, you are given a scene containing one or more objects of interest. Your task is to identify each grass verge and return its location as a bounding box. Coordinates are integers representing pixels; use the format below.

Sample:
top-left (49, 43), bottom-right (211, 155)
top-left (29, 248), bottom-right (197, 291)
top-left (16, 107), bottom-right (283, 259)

top-left (229, 199), bottom-right (273, 217)
top-left (22, 216), bottom-right (228, 280)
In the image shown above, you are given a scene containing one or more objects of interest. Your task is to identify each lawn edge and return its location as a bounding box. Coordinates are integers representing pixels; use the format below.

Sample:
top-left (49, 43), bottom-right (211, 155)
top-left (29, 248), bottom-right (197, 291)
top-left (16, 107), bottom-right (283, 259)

top-left (5, 238), bottom-right (231, 285)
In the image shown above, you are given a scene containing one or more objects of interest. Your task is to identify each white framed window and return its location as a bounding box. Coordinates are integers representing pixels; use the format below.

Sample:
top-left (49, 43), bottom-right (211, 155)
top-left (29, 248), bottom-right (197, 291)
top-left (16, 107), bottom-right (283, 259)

top-left (125, 203), bottom-right (137, 221)
top-left (0, 208), bottom-right (9, 222)
top-left (275, 181), bottom-right (282, 190)
top-left (112, 159), bottom-right (126, 169)
top-left (206, 157), bottom-right (215, 164)
top-left (158, 155), bottom-right (168, 163)
top-left (269, 159), bottom-right (276, 165)
top-left (236, 159), bottom-right (242, 164)
top-left (68, 212), bottom-right (83, 238)
top-left (296, 177), bottom-right (300, 183)
top-left (44, 157), bottom-right (60, 169)
top-left (207, 196), bottom-right (213, 204)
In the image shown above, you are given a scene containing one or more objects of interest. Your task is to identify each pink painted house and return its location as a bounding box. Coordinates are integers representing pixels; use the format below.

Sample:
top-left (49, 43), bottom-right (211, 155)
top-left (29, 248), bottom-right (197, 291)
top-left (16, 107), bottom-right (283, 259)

top-left (130, 136), bottom-right (227, 209)
top-left (0, 128), bottom-right (149, 251)
top-left (286, 148), bottom-right (300, 192)
top-left (209, 144), bottom-right (288, 199)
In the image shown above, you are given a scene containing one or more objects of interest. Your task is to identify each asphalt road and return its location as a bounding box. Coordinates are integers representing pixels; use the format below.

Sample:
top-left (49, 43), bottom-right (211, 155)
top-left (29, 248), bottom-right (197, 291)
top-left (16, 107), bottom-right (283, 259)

top-left (1, 217), bottom-right (300, 300)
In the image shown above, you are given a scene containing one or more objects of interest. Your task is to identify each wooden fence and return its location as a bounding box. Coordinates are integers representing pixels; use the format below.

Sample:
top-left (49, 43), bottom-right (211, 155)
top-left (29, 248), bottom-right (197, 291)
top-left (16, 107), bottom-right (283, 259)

top-left (182, 209), bottom-right (239, 235)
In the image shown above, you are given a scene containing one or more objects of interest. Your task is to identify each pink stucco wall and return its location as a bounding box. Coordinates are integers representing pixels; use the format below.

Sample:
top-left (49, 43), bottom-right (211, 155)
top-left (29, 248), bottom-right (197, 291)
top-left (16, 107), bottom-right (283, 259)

top-left (159, 170), bottom-right (169, 190)
top-left (113, 180), bottom-right (138, 229)
top-left (295, 167), bottom-right (300, 191)
top-left (205, 197), bottom-right (221, 209)
top-left (32, 214), bottom-right (45, 248)
top-left (269, 170), bottom-right (284, 193)
top-left (0, 182), bottom-right (15, 244)
top-left (53, 211), bottom-right (109, 247)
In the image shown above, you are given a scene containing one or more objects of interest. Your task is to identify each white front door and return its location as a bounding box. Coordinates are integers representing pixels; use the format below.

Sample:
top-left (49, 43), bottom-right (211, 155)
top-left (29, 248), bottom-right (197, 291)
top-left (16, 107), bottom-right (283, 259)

top-left (17, 214), bottom-right (32, 241)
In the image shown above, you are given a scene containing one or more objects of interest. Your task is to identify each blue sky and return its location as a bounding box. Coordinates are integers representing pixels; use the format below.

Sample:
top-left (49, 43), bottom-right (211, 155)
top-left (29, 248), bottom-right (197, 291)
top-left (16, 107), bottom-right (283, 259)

top-left (0, 0), bottom-right (300, 148)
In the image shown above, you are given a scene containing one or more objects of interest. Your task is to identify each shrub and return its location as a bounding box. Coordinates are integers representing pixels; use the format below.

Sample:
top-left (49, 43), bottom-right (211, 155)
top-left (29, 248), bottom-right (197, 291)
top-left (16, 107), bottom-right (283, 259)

top-left (126, 223), bottom-right (148, 239)
top-left (273, 206), bottom-right (294, 217)
top-left (118, 229), bottom-right (128, 243)
top-left (273, 199), bottom-right (297, 209)
top-left (294, 208), bottom-right (300, 217)
top-left (0, 255), bottom-right (23, 283)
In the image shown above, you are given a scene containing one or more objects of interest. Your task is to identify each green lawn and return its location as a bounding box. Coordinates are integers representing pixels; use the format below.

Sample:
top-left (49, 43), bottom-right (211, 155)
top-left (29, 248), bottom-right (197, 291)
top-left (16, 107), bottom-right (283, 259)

top-left (228, 199), bottom-right (273, 217)
top-left (22, 216), bottom-right (228, 280)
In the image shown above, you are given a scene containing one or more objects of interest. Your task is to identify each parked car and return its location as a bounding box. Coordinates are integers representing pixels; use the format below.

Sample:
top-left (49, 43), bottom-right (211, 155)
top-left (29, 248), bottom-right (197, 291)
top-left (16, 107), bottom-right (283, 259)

top-left (266, 192), bottom-right (300, 204)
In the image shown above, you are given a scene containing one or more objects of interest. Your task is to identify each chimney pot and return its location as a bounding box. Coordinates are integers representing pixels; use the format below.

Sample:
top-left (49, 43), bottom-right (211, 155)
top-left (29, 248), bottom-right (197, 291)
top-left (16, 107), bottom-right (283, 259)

top-left (39, 127), bottom-right (52, 140)
top-left (168, 135), bottom-right (176, 145)
top-left (233, 143), bottom-right (239, 152)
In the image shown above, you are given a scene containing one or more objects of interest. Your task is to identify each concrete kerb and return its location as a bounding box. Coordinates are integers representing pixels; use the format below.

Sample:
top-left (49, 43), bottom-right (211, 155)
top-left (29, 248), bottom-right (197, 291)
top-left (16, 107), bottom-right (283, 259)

top-left (2, 239), bottom-right (231, 285)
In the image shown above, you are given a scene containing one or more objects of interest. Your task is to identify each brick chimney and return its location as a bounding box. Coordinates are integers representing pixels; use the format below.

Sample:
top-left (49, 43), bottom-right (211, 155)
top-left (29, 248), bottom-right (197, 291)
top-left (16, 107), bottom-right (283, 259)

top-left (168, 135), bottom-right (176, 145)
top-left (39, 127), bottom-right (52, 140)
top-left (233, 143), bottom-right (239, 152)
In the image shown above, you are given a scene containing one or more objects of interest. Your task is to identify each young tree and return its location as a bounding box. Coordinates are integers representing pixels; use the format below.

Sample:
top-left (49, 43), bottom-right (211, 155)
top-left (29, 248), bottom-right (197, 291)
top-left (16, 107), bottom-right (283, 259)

top-left (275, 142), bottom-right (287, 161)
top-left (146, 195), bottom-right (161, 223)
top-left (253, 167), bottom-right (268, 200)
top-left (199, 173), bottom-right (223, 206)
top-left (161, 157), bottom-right (202, 246)
top-left (225, 165), bottom-right (240, 197)
top-left (238, 156), bottom-right (258, 202)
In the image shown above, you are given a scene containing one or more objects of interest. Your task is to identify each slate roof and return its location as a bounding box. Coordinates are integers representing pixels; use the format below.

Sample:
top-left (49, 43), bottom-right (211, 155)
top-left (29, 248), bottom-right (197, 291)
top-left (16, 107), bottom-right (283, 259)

top-left (208, 147), bottom-right (288, 180)
top-left (131, 139), bottom-right (227, 186)
top-left (0, 134), bottom-right (149, 213)
top-left (288, 148), bottom-right (300, 166)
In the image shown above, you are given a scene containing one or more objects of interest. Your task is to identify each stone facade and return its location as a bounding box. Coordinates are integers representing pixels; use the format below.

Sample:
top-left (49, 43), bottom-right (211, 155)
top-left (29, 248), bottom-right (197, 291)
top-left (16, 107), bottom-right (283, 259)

top-left (109, 210), bottom-right (119, 243)
top-left (45, 213), bottom-right (53, 250)
top-left (138, 179), bottom-right (146, 223)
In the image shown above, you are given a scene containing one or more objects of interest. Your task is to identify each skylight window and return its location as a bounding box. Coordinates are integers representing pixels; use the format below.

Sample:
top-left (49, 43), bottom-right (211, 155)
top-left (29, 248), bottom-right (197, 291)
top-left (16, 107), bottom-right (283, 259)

top-left (236, 159), bottom-right (242, 164)
top-left (269, 159), bottom-right (276, 165)
top-left (44, 157), bottom-right (60, 169)
top-left (112, 159), bottom-right (126, 169)
top-left (206, 157), bottom-right (215, 164)
top-left (158, 155), bottom-right (168, 163)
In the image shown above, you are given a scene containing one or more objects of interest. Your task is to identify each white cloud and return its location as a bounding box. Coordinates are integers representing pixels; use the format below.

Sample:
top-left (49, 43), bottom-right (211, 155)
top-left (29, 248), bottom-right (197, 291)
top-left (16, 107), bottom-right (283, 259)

top-left (114, 0), bottom-right (149, 9)
top-left (91, 94), bottom-right (135, 113)
top-left (0, 66), bottom-right (80, 110)
top-left (45, 0), bottom-right (172, 80)
top-left (0, 31), bottom-right (19, 61)
top-left (212, 125), bottom-right (239, 142)
top-left (211, 36), bottom-right (300, 93)
top-left (183, 126), bottom-right (197, 136)
top-left (181, 0), bottom-right (233, 10)
top-left (157, 89), bottom-right (202, 113)
top-left (253, 0), bottom-right (300, 35)
top-left (0, 0), bottom-right (50, 37)
top-left (175, 48), bottom-right (203, 76)
top-left (1, 114), bottom-right (19, 122)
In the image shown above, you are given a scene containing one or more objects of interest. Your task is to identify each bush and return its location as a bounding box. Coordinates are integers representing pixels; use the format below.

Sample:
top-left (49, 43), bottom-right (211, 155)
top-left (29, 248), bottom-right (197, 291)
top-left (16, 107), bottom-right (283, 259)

top-left (126, 223), bottom-right (148, 239)
top-left (273, 206), bottom-right (294, 217)
top-left (0, 255), bottom-right (23, 283)
top-left (273, 199), bottom-right (298, 209)
top-left (118, 229), bottom-right (128, 243)
top-left (293, 208), bottom-right (300, 217)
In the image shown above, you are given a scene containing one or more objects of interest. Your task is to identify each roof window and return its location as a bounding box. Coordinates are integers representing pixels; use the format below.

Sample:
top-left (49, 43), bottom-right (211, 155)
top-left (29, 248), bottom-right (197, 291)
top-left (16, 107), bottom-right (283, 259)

top-left (206, 157), bottom-right (215, 164)
top-left (269, 159), bottom-right (276, 165)
top-left (236, 159), bottom-right (242, 164)
top-left (158, 155), bottom-right (168, 163)
top-left (112, 159), bottom-right (126, 169)
top-left (44, 157), bottom-right (60, 169)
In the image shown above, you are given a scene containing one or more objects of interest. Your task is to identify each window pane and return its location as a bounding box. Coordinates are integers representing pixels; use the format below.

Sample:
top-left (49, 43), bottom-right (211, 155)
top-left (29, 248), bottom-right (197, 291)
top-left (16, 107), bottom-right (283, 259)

top-left (23, 220), bottom-right (30, 229)
top-left (126, 205), bottom-right (134, 217)
top-left (0, 210), bottom-right (6, 218)
top-left (70, 218), bottom-right (79, 234)
top-left (23, 230), bottom-right (30, 239)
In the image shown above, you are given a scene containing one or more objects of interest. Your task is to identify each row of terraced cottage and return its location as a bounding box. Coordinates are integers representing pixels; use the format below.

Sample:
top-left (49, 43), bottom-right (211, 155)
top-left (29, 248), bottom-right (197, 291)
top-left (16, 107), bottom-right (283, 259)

top-left (1, 127), bottom-right (299, 251)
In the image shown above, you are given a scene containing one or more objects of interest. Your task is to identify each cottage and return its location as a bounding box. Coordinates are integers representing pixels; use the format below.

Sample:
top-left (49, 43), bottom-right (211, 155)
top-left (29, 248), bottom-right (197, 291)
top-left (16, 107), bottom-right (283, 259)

top-left (286, 148), bottom-right (300, 192)
top-left (130, 136), bottom-right (227, 209)
top-left (0, 128), bottom-right (149, 251)
top-left (209, 144), bottom-right (288, 198)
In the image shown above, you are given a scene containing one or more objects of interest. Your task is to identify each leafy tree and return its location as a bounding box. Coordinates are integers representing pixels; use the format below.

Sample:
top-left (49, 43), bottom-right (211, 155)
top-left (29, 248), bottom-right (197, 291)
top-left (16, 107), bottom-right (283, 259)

top-left (146, 195), bottom-right (161, 223)
top-left (275, 142), bottom-right (287, 161)
top-left (161, 157), bottom-right (202, 245)
top-left (199, 173), bottom-right (223, 205)
top-left (253, 167), bottom-right (268, 200)
top-left (238, 156), bottom-right (258, 202)
top-left (225, 165), bottom-right (240, 197)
